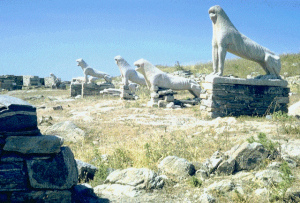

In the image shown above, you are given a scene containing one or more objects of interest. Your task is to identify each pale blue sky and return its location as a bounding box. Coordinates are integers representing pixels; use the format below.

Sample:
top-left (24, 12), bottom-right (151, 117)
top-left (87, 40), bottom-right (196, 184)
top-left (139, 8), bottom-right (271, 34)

top-left (1, 0), bottom-right (299, 80)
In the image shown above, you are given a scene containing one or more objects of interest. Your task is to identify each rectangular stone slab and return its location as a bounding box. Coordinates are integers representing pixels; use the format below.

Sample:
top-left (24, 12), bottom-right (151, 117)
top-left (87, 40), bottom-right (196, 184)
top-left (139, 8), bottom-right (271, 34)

top-left (0, 95), bottom-right (37, 133)
top-left (4, 135), bottom-right (63, 154)
top-left (0, 162), bottom-right (27, 191)
top-left (26, 146), bottom-right (78, 189)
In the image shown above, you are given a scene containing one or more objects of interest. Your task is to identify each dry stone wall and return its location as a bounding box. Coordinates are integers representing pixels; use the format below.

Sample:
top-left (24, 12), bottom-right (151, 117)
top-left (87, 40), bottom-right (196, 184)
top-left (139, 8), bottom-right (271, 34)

top-left (22, 75), bottom-right (41, 87)
top-left (200, 76), bottom-right (289, 118)
top-left (70, 82), bottom-right (115, 97)
top-left (0, 95), bottom-right (78, 202)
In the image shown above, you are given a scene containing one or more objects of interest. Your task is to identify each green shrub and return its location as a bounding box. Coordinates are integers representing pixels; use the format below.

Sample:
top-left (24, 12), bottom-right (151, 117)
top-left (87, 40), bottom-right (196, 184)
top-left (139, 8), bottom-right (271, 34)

top-left (188, 176), bottom-right (202, 188)
top-left (247, 132), bottom-right (279, 153)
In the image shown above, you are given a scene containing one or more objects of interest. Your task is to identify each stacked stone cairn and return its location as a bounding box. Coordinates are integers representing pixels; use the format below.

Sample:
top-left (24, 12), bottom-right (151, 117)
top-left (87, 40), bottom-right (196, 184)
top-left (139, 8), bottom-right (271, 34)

top-left (200, 75), bottom-right (290, 118)
top-left (0, 95), bottom-right (78, 202)
top-left (148, 89), bottom-right (177, 107)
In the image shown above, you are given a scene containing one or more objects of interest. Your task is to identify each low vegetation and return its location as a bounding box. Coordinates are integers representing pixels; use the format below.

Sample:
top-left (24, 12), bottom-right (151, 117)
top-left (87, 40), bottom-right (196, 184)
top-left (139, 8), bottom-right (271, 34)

top-left (1, 53), bottom-right (299, 202)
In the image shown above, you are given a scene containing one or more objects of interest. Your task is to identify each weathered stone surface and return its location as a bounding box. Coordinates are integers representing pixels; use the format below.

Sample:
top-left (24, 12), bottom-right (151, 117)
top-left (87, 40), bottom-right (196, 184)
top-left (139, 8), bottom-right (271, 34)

top-left (0, 162), bottom-right (27, 191)
top-left (11, 190), bottom-right (72, 203)
top-left (281, 140), bottom-right (300, 164)
top-left (0, 95), bottom-right (37, 133)
top-left (255, 169), bottom-right (283, 186)
top-left (199, 192), bottom-right (216, 203)
top-left (208, 5), bottom-right (281, 78)
top-left (158, 156), bottom-right (195, 178)
top-left (285, 187), bottom-right (300, 203)
top-left (26, 146), bottom-right (78, 189)
top-left (206, 179), bottom-right (235, 193)
top-left (200, 76), bottom-right (289, 118)
top-left (4, 135), bottom-right (63, 154)
top-left (76, 159), bottom-right (98, 182)
top-left (105, 168), bottom-right (164, 190)
top-left (43, 121), bottom-right (85, 142)
top-left (203, 151), bottom-right (223, 174)
top-left (216, 157), bottom-right (236, 175)
top-left (230, 142), bottom-right (269, 171)
top-left (95, 184), bottom-right (139, 198)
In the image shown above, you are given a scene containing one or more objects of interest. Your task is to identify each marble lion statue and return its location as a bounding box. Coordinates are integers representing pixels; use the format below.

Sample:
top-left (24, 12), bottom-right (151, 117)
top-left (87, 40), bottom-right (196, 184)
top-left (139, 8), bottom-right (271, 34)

top-left (134, 59), bottom-right (201, 98)
top-left (114, 55), bottom-right (146, 86)
top-left (208, 5), bottom-right (281, 79)
top-left (76, 58), bottom-right (112, 83)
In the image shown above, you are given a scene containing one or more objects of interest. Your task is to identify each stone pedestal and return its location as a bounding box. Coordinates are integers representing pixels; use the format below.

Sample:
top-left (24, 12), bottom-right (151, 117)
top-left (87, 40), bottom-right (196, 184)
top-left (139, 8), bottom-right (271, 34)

top-left (148, 89), bottom-right (177, 107)
top-left (200, 76), bottom-right (290, 118)
top-left (120, 85), bottom-right (136, 100)
top-left (70, 82), bottom-right (115, 97)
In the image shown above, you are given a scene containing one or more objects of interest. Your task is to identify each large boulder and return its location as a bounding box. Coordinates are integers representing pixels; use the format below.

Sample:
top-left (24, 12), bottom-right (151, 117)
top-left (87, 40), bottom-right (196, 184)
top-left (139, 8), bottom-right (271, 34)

top-left (229, 142), bottom-right (269, 171)
top-left (0, 95), bottom-right (38, 134)
top-left (104, 168), bottom-right (164, 190)
top-left (158, 156), bottom-right (195, 179)
top-left (43, 121), bottom-right (85, 142)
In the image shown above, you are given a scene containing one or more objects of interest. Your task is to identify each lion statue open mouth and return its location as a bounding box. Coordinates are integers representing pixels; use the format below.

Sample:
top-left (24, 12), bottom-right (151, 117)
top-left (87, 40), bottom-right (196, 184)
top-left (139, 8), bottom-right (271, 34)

top-left (209, 5), bottom-right (281, 79)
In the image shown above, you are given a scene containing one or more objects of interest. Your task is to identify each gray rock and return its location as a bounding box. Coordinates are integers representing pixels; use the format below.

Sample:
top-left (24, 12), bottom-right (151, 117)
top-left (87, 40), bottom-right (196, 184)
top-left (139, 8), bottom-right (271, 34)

top-left (11, 190), bottom-right (72, 203)
top-left (195, 169), bottom-right (209, 180)
top-left (288, 100), bottom-right (300, 116)
top-left (285, 187), bottom-right (300, 202)
top-left (254, 188), bottom-right (269, 202)
top-left (0, 95), bottom-right (37, 133)
top-left (94, 184), bottom-right (139, 198)
top-left (4, 135), bottom-right (63, 154)
top-left (206, 179), bottom-right (235, 193)
top-left (76, 160), bottom-right (98, 182)
top-left (158, 156), bottom-right (195, 178)
top-left (266, 162), bottom-right (282, 170)
top-left (43, 121), bottom-right (85, 142)
top-left (203, 151), bottom-right (224, 174)
top-left (105, 168), bottom-right (164, 190)
top-left (0, 162), bottom-right (28, 191)
top-left (255, 169), bottom-right (283, 186)
top-left (26, 146), bottom-right (78, 189)
top-left (281, 140), bottom-right (300, 165)
top-left (216, 157), bottom-right (236, 175)
top-left (230, 142), bottom-right (269, 171)
top-left (199, 192), bottom-right (216, 203)
top-left (53, 105), bottom-right (63, 110)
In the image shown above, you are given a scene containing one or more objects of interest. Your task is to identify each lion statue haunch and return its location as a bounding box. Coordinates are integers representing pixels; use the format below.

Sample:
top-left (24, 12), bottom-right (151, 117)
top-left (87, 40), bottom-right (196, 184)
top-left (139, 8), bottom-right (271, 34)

top-left (208, 5), bottom-right (281, 79)
top-left (76, 58), bottom-right (112, 83)
top-left (114, 55), bottom-right (146, 86)
top-left (134, 59), bottom-right (201, 98)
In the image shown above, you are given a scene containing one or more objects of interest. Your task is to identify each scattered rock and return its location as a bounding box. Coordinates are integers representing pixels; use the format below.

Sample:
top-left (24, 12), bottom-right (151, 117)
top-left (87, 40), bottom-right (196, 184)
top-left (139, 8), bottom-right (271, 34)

top-left (76, 160), bottom-right (98, 182)
top-left (43, 121), bottom-right (85, 142)
top-left (53, 105), bottom-right (63, 110)
top-left (230, 142), bottom-right (269, 171)
top-left (206, 179), bottom-right (235, 193)
top-left (288, 101), bottom-right (300, 117)
top-left (281, 140), bottom-right (300, 165)
top-left (94, 184), bottom-right (139, 198)
top-left (105, 168), bottom-right (164, 190)
top-left (202, 151), bottom-right (224, 174)
top-left (158, 156), bottom-right (195, 179)
top-left (199, 191), bottom-right (216, 203)
top-left (216, 157), bottom-right (236, 175)
top-left (255, 169), bottom-right (283, 186)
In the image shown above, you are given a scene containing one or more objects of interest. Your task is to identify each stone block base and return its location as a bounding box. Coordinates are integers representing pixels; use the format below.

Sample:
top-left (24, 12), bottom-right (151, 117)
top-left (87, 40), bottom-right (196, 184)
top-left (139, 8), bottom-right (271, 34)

top-left (147, 89), bottom-right (177, 108)
top-left (70, 83), bottom-right (115, 97)
top-left (200, 76), bottom-right (289, 118)
top-left (120, 85), bottom-right (136, 100)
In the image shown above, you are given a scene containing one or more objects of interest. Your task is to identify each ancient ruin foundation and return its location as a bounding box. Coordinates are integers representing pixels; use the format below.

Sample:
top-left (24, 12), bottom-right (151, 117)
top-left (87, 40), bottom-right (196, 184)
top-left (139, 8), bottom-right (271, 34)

top-left (200, 76), bottom-right (289, 118)
top-left (70, 82), bottom-right (115, 97)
